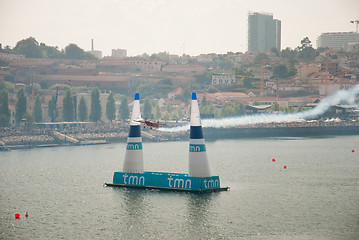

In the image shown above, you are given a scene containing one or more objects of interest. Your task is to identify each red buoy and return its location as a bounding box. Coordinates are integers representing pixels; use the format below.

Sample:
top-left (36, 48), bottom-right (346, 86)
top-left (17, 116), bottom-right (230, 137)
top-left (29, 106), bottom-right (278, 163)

top-left (25, 212), bottom-right (29, 217)
top-left (272, 158), bottom-right (276, 162)
top-left (352, 149), bottom-right (355, 152)
top-left (15, 213), bottom-right (20, 219)
top-left (283, 165), bottom-right (287, 169)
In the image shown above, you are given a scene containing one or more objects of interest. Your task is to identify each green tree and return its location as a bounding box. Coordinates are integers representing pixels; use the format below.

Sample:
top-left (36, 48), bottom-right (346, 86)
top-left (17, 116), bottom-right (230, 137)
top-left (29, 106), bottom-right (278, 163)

top-left (166, 104), bottom-right (172, 113)
top-left (297, 105), bottom-right (303, 113)
top-left (0, 79), bottom-right (15, 92)
top-left (162, 111), bottom-right (170, 120)
top-left (106, 92), bottom-right (116, 121)
top-left (287, 104), bottom-right (294, 113)
top-left (154, 104), bottom-right (161, 120)
top-left (64, 44), bottom-right (96, 60)
top-left (298, 37), bottom-right (316, 61)
top-left (298, 37), bottom-right (312, 50)
top-left (287, 66), bottom-right (297, 77)
top-left (176, 106), bottom-right (183, 120)
top-left (0, 89), bottom-right (10, 127)
top-left (78, 96), bottom-right (88, 121)
top-left (39, 80), bottom-right (49, 89)
top-left (243, 78), bottom-right (254, 88)
top-left (90, 88), bottom-right (102, 122)
top-left (22, 112), bottom-right (33, 129)
top-left (64, 44), bottom-right (84, 59)
top-left (273, 64), bottom-right (289, 79)
top-left (233, 102), bottom-right (246, 116)
top-left (73, 96), bottom-right (77, 121)
top-left (201, 96), bottom-right (207, 106)
top-left (270, 47), bottom-right (280, 57)
top-left (32, 94), bottom-right (43, 122)
top-left (150, 51), bottom-right (169, 63)
top-left (62, 89), bottom-right (74, 121)
top-left (48, 96), bottom-right (58, 121)
top-left (15, 88), bottom-right (27, 124)
top-left (40, 43), bottom-right (63, 59)
top-left (143, 98), bottom-right (152, 119)
top-left (271, 102), bottom-right (280, 112)
top-left (14, 37), bottom-right (43, 58)
top-left (195, 72), bottom-right (212, 85)
top-left (221, 103), bottom-right (234, 118)
top-left (119, 96), bottom-right (129, 121)
top-left (280, 47), bottom-right (298, 59)
top-left (254, 52), bottom-right (269, 64)
top-left (208, 104), bottom-right (215, 115)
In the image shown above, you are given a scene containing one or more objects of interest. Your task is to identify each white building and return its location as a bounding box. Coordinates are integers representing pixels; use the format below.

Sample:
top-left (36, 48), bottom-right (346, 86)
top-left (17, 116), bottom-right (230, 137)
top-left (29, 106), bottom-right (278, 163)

top-left (88, 50), bottom-right (102, 59)
top-left (317, 32), bottom-right (357, 50)
top-left (112, 49), bottom-right (127, 58)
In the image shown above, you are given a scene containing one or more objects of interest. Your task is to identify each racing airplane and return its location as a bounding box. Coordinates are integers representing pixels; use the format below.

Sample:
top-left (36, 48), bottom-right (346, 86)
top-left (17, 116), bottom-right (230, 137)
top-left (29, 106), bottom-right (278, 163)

top-left (134, 119), bottom-right (166, 129)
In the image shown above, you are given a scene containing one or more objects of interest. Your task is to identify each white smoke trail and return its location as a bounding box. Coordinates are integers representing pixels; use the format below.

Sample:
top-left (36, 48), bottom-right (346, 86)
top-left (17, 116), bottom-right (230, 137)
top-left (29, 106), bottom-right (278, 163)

top-left (159, 84), bottom-right (359, 132)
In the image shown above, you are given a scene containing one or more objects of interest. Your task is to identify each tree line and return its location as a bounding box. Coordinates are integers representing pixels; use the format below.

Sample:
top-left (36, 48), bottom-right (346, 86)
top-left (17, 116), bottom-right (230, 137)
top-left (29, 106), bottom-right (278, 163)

top-left (0, 83), bottom-right (310, 127)
top-left (0, 37), bottom-right (97, 60)
top-left (0, 85), bottom-right (135, 127)
top-left (0, 78), bottom-right (190, 127)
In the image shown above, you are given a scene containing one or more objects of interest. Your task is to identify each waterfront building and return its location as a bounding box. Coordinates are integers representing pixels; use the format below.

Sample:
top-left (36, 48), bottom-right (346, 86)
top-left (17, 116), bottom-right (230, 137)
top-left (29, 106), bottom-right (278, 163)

top-left (317, 32), bottom-right (357, 50)
top-left (248, 12), bottom-right (281, 52)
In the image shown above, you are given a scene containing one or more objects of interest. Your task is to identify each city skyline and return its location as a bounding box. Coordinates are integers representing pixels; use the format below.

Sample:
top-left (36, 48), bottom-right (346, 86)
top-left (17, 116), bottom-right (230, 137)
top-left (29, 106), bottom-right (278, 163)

top-left (1, 0), bottom-right (358, 57)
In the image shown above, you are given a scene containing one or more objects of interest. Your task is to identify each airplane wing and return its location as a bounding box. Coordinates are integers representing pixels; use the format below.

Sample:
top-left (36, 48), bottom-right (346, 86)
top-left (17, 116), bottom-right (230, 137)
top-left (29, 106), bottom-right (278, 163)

top-left (133, 119), bottom-right (145, 123)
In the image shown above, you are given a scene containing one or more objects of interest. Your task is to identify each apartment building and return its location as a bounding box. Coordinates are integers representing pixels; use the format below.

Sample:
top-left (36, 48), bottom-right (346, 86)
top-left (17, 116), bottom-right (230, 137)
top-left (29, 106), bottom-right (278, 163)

top-left (317, 32), bottom-right (357, 50)
top-left (248, 12), bottom-right (281, 52)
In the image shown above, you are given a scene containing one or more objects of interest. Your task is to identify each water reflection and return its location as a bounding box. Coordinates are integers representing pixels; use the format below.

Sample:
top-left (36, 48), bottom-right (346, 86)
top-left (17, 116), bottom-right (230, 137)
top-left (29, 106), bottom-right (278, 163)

top-left (112, 188), bottom-right (148, 238)
top-left (186, 193), bottom-right (222, 238)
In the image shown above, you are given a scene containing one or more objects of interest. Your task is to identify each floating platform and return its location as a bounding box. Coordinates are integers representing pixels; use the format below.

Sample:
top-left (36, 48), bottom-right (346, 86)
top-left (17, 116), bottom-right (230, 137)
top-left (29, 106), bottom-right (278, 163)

top-left (106, 92), bottom-right (228, 193)
top-left (105, 171), bottom-right (229, 192)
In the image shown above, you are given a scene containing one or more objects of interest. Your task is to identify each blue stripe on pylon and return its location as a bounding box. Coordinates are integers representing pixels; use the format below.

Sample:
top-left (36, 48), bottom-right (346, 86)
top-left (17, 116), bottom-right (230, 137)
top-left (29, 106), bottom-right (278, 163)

top-left (128, 125), bottom-right (141, 137)
top-left (190, 126), bottom-right (203, 139)
top-left (134, 93), bottom-right (140, 100)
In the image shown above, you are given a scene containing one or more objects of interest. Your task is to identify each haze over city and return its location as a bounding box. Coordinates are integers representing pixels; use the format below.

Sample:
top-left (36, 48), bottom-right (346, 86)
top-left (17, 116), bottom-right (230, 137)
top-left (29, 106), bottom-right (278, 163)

top-left (1, 0), bottom-right (359, 56)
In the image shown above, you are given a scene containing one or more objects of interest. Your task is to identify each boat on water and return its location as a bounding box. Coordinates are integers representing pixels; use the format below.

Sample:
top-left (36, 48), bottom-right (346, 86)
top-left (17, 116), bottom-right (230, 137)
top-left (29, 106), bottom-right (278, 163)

top-left (105, 92), bottom-right (228, 192)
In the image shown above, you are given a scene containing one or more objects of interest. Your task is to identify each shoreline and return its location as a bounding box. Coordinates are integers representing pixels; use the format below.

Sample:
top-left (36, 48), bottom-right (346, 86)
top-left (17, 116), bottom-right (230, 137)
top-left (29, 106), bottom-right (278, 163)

top-left (2, 123), bottom-right (359, 151)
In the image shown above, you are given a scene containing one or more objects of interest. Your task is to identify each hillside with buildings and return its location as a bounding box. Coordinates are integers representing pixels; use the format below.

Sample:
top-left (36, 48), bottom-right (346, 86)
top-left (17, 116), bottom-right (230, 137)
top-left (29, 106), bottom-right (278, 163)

top-left (1, 35), bottom-right (359, 128)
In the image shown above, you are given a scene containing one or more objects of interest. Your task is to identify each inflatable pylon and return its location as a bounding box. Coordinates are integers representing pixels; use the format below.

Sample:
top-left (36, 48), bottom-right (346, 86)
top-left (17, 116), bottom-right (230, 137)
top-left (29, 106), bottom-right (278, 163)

top-left (122, 93), bottom-right (144, 173)
top-left (188, 92), bottom-right (211, 177)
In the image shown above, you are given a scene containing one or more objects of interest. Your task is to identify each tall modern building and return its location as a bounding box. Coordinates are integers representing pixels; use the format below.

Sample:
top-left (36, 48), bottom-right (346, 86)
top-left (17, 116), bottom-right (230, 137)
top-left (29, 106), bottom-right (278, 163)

top-left (248, 12), bottom-right (281, 53)
top-left (317, 32), bottom-right (357, 50)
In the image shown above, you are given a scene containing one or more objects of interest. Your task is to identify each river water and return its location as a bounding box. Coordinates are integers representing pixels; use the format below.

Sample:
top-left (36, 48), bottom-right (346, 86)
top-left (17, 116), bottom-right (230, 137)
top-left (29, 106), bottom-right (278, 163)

top-left (1, 136), bottom-right (358, 239)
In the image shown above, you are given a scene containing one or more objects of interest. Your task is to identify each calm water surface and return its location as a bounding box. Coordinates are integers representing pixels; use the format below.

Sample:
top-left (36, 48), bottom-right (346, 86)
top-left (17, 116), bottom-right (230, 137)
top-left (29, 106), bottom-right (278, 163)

top-left (1, 136), bottom-right (358, 239)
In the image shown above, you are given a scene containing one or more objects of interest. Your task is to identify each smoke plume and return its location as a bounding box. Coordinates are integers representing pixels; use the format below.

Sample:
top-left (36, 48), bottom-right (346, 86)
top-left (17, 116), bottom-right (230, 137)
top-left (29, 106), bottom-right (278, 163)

top-left (159, 84), bottom-right (359, 132)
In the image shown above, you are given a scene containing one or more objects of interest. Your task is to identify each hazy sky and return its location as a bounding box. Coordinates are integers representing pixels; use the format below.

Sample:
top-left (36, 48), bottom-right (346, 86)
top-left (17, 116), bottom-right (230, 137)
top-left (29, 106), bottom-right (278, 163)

top-left (1, 0), bottom-right (358, 57)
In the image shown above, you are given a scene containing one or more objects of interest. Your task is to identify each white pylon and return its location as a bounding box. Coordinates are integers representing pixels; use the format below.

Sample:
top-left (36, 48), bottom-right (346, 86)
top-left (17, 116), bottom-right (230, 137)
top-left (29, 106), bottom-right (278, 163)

top-left (123, 93), bottom-right (144, 173)
top-left (188, 92), bottom-right (211, 177)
